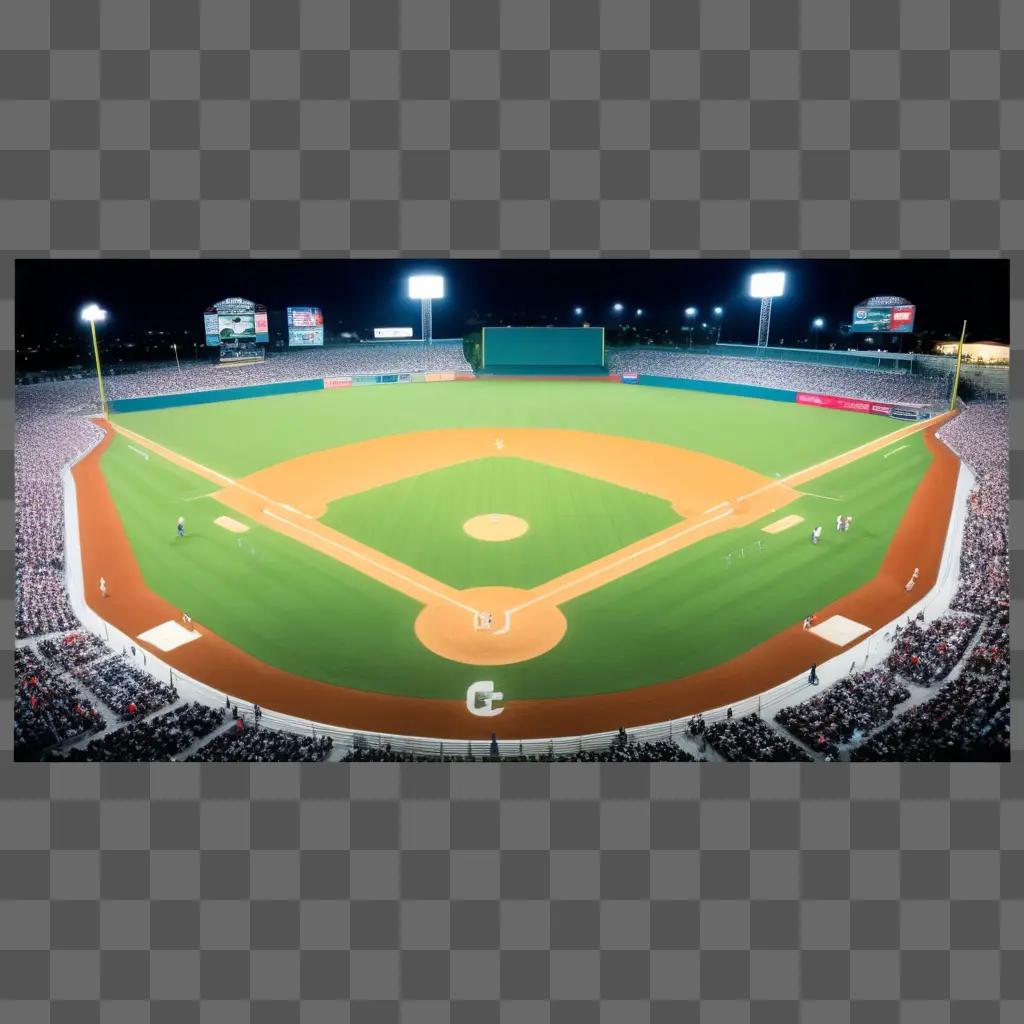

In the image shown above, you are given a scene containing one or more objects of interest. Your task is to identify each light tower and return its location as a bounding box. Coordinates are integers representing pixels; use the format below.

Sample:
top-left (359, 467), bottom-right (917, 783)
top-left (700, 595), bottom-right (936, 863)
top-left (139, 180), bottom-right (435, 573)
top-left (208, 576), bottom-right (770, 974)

top-left (80, 303), bottom-right (108, 416)
top-left (408, 274), bottom-right (444, 343)
top-left (749, 272), bottom-right (785, 348)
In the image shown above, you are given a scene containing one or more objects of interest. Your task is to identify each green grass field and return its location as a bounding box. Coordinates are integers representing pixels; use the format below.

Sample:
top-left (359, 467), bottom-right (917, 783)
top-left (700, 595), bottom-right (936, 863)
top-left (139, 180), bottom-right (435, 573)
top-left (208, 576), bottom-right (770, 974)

top-left (101, 381), bottom-right (931, 700)
top-left (320, 456), bottom-right (681, 589)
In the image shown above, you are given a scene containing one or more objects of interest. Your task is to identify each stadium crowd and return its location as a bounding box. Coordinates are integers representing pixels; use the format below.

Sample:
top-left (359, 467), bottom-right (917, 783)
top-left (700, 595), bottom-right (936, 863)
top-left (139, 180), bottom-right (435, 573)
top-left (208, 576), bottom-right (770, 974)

top-left (608, 350), bottom-right (950, 406)
top-left (53, 703), bottom-right (225, 762)
top-left (13, 338), bottom-right (1009, 761)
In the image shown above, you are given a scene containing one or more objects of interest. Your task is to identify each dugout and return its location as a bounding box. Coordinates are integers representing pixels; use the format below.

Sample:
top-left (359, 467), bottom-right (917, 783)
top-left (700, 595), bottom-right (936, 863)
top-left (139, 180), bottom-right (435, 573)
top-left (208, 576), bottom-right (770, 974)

top-left (480, 326), bottom-right (607, 375)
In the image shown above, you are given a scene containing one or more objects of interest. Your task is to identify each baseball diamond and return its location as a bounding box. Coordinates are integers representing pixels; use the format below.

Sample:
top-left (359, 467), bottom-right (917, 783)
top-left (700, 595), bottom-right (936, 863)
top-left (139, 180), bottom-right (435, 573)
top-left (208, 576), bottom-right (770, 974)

top-left (71, 379), bottom-right (958, 740)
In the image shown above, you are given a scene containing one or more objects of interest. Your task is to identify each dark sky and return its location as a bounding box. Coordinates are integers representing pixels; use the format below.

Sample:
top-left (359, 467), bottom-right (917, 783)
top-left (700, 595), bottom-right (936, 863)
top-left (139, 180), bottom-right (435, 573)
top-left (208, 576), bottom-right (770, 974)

top-left (17, 258), bottom-right (1009, 344)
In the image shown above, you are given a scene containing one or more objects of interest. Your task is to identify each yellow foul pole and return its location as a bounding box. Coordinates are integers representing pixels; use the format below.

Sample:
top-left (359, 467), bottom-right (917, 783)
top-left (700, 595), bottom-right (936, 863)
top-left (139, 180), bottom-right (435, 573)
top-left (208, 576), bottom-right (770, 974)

top-left (949, 319), bottom-right (967, 412)
top-left (89, 319), bottom-right (108, 418)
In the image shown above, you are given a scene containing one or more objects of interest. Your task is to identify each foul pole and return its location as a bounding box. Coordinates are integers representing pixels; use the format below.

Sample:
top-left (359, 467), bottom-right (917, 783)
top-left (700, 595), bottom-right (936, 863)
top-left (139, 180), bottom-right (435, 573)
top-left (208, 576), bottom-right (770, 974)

top-left (87, 315), bottom-right (108, 418)
top-left (949, 319), bottom-right (967, 412)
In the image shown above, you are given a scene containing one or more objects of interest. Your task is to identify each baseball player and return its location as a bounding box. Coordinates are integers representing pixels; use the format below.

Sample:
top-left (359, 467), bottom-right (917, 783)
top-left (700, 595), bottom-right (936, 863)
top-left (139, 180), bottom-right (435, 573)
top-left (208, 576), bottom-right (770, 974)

top-left (99, 576), bottom-right (107, 598)
top-left (811, 525), bottom-right (822, 545)
top-left (836, 514), bottom-right (843, 532)
top-left (177, 516), bottom-right (185, 538)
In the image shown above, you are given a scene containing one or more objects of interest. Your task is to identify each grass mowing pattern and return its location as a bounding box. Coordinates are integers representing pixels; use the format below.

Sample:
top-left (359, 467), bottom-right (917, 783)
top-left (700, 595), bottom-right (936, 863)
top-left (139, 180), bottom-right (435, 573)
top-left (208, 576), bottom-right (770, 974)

top-left (320, 456), bottom-right (681, 590)
top-left (99, 384), bottom-right (933, 700)
top-left (112, 380), bottom-right (905, 479)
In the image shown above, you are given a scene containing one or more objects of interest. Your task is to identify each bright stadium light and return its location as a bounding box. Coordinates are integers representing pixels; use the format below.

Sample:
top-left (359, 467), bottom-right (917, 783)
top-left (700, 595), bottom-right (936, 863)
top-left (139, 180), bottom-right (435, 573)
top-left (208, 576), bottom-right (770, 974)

top-left (80, 303), bottom-right (109, 416)
top-left (813, 317), bottom-right (825, 328)
top-left (574, 306), bottom-right (583, 316)
top-left (408, 274), bottom-right (445, 342)
top-left (408, 274), bottom-right (444, 300)
top-left (635, 308), bottom-right (643, 316)
top-left (749, 272), bottom-right (785, 298)
top-left (613, 302), bottom-right (624, 313)
top-left (713, 306), bottom-right (723, 316)
top-left (80, 303), bottom-right (107, 323)
top-left (749, 272), bottom-right (786, 347)
top-left (685, 307), bottom-right (697, 317)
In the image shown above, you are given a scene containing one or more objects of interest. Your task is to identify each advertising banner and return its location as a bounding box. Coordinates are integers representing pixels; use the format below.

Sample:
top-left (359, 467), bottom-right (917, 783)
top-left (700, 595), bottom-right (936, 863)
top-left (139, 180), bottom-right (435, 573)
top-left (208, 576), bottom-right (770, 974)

top-left (851, 296), bottom-right (916, 334)
top-left (797, 393), bottom-right (893, 416)
top-left (323, 376), bottom-right (352, 389)
top-left (373, 327), bottom-right (414, 339)
top-left (621, 373), bottom-right (639, 383)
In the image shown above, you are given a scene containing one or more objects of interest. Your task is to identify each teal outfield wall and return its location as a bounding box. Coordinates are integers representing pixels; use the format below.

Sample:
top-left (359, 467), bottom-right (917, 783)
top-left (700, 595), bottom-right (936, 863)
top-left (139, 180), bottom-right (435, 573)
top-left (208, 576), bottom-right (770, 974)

top-left (631, 374), bottom-right (799, 403)
top-left (108, 377), bottom-right (323, 413)
top-left (482, 326), bottom-right (605, 370)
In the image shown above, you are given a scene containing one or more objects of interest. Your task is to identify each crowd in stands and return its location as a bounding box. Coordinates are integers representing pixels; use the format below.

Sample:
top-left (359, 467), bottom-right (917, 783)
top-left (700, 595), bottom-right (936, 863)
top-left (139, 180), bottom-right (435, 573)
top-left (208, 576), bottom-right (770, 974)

top-left (702, 714), bottom-right (813, 762)
top-left (853, 637), bottom-right (1009, 761)
top-left (884, 615), bottom-right (979, 685)
top-left (340, 738), bottom-right (698, 762)
top-left (187, 724), bottom-right (334, 762)
top-left (14, 648), bottom-right (106, 759)
top-left (775, 669), bottom-right (911, 759)
top-left (13, 339), bottom-right (1009, 762)
top-left (608, 350), bottom-right (950, 406)
top-left (53, 703), bottom-right (225, 762)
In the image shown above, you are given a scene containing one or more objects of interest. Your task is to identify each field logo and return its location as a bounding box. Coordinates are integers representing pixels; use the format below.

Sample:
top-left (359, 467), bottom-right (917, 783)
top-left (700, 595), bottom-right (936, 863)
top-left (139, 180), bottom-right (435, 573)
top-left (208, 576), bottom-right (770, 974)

top-left (467, 681), bottom-right (504, 717)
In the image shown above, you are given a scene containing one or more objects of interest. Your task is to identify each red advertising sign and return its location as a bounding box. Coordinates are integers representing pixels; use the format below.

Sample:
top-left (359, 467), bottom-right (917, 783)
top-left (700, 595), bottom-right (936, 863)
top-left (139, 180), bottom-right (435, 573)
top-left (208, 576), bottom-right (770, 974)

top-left (797, 393), bottom-right (892, 416)
top-left (890, 305), bottom-right (915, 328)
top-left (324, 377), bottom-right (352, 389)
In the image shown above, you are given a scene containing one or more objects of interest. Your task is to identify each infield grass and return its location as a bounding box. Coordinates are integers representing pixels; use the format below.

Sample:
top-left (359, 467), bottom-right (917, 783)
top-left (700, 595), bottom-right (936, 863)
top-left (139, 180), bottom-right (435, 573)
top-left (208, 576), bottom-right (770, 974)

top-left (320, 456), bottom-right (681, 589)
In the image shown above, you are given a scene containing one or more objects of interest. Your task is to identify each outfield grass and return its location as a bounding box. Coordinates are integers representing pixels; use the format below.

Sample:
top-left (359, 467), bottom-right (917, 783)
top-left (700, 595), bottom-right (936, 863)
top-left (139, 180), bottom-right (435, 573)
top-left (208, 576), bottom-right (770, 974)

top-left (320, 456), bottom-right (681, 589)
top-left (112, 380), bottom-right (904, 479)
top-left (98, 381), bottom-right (933, 702)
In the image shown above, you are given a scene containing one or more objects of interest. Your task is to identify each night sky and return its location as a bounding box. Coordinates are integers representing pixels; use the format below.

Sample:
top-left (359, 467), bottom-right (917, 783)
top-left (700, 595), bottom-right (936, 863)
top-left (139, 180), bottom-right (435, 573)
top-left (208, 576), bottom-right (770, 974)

top-left (16, 258), bottom-right (1009, 368)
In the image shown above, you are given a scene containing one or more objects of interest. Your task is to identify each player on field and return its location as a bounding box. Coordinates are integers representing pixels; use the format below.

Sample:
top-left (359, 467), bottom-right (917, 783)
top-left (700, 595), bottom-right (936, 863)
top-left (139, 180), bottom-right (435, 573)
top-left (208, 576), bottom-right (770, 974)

top-left (811, 525), bottom-right (822, 545)
top-left (177, 516), bottom-right (185, 538)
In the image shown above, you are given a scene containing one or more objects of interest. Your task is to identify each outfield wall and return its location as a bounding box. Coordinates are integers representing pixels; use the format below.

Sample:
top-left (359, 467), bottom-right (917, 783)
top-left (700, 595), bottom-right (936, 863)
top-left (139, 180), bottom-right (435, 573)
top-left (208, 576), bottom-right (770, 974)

top-left (624, 373), bottom-right (932, 420)
top-left (107, 371), bottom-right (462, 413)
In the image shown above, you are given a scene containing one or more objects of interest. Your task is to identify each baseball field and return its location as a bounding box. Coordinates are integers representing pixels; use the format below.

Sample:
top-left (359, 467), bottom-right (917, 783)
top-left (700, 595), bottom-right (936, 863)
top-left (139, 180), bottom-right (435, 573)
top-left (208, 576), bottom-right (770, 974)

top-left (73, 379), bottom-right (959, 738)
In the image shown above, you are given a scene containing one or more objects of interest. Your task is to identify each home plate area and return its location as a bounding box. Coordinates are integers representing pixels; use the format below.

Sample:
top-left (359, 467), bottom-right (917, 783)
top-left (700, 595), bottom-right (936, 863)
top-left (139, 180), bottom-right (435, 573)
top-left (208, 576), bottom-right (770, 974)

top-left (137, 619), bottom-right (201, 652)
top-left (810, 614), bottom-right (871, 647)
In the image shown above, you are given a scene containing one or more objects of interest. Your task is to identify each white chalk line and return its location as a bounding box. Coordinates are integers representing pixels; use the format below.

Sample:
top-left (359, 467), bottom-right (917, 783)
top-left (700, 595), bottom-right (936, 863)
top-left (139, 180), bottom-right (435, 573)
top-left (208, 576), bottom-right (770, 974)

top-left (883, 445), bottom-right (909, 459)
top-left (503, 412), bottom-right (949, 624)
top-left (127, 445), bottom-right (149, 460)
top-left (262, 509), bottom-right (481, 616)
top-left (109, 421), bottom-right (478, 617)
top-left (799, 492), bottom-right (843, 502)
top-left (506, 507), bottom-right (735, 615)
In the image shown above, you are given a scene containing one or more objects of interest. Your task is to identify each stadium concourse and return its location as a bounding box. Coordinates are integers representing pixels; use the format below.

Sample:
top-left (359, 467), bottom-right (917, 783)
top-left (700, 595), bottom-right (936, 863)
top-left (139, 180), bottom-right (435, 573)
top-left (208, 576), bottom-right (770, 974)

top-left (14, 345), bottom-right (1008, 762)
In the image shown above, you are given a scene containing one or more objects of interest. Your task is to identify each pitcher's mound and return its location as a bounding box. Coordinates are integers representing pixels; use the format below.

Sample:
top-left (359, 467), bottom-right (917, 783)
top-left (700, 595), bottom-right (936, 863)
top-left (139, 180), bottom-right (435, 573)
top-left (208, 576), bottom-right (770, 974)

top-left (464, 513), bottom-right (528, 542)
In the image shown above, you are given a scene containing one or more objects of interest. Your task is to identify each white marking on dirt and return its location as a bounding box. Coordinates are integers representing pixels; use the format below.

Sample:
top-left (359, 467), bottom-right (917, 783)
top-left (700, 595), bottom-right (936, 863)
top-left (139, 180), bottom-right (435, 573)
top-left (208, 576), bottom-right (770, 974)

top-left (215, 516), bottom-right (249, 534)
top-left (703, 501), bottom-right (730, 513)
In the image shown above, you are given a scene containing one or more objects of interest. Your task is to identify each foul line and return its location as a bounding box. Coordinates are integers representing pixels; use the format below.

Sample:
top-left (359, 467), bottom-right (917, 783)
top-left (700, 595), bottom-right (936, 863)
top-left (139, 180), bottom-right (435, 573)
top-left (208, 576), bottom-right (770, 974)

top-left (883, 445), bottom-right (909, 459)
top-left (127, 445), bottom-right (149, 460)
top-left (262, 509), bottom-right (480, 616)
top-left (507, 507), bottom-right (735, 615)
top-left (799, 492), bottom-right (842, 502)
top-left (504, 411), bottom-right (952, 623)
top-left (108, 420), bottom-right (477, 617)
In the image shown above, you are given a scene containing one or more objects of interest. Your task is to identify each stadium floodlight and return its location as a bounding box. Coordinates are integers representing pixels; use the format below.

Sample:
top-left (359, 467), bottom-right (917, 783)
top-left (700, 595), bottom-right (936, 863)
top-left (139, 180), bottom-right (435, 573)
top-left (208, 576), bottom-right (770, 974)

top-left (613, 302), bottom-right (624, 313)
top-left (80, 303), bottom-right (107, 323)
top-left (635, 308), bottom-right (643, 316)
top-left (749, 272), bottom-right (785, 347)
top-left (713, 306), bottom-right (723, 316)
top-left (749, 272), bottom-right (785, 298)
top-left (574, 306), bottom-right (583, 316)
top-left (685, 307), bottom-right (697, 317)
top-left (80, 303), bottom-right (109, 416)
top-left (812, 317), bottom-right (824, 328)
top-left (408, 274), bottom-right (444, 342)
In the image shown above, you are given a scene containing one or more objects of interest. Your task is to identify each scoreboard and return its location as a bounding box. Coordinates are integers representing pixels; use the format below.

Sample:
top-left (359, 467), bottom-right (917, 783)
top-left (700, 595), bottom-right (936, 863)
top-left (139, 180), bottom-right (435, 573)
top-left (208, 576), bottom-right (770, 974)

top-left (287, 306), bottom-right (324, 347)
top-left (851, 296), bottom-right (916, 334)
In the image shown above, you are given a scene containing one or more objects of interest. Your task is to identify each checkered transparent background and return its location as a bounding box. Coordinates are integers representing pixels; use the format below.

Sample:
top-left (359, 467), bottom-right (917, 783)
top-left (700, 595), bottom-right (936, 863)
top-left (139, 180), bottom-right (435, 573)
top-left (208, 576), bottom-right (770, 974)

top-left (1, 1), bottom-right (1022, 1020)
